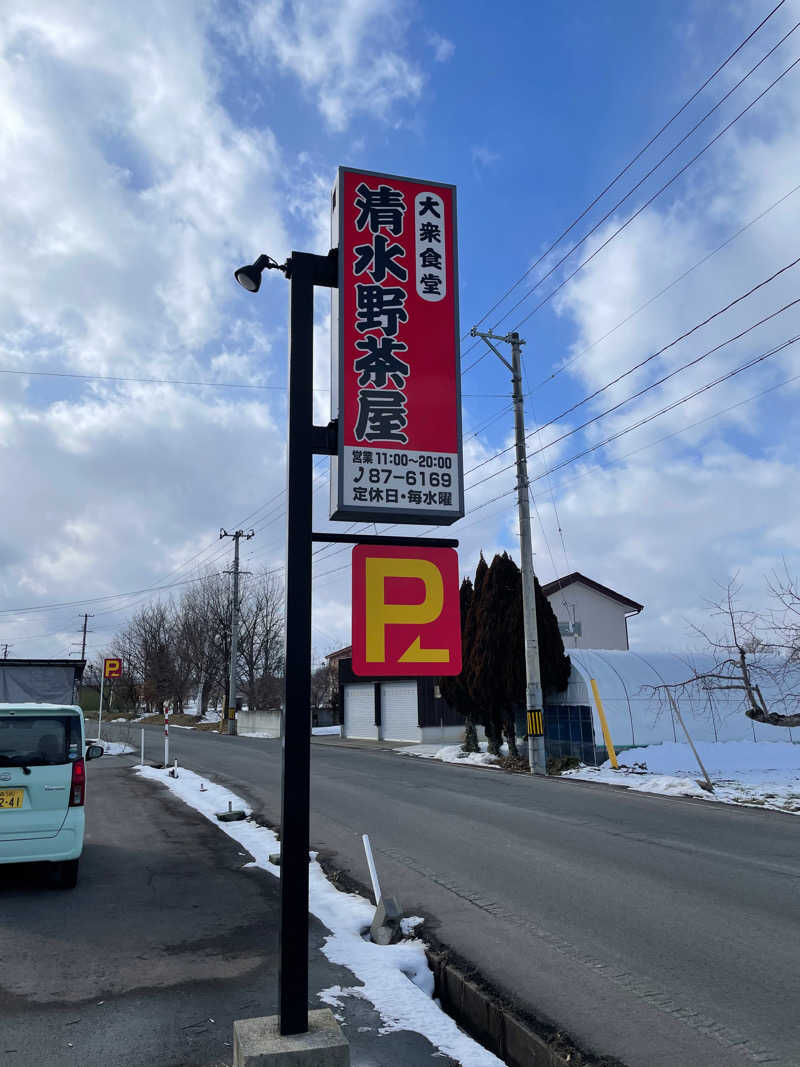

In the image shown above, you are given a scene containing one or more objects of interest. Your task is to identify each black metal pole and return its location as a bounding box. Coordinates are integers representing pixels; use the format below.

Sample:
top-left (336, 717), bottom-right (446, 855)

top-left (279, 249), bottom-right (337, 1036)
top-left (280, 251), bottom-right (314, 1035)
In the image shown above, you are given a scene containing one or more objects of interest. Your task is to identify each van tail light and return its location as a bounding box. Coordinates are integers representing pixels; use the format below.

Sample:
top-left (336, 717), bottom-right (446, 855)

top-left (70, 758), bottom-right (86, 806)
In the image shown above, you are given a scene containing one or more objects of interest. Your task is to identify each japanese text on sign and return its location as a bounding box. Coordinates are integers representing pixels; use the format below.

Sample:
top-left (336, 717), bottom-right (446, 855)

top-left (330, 168), bottom-right (463, 525)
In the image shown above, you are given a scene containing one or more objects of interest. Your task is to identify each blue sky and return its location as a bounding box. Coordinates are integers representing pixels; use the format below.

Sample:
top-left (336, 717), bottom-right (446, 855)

top-left (1, 0), bottom-right (799, 664)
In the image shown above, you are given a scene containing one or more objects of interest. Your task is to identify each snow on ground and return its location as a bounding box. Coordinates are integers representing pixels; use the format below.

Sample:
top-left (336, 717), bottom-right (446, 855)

top-left (136, 764), bottom-right (503, 1066)
top-left (97, 740), bottom-right (134, 756)
top-left (564, 741), bottom-right (800, 814)
top-left (398, 741), bottom-right (506, 769)
top-left (312, 725), bottom-right (341, 736)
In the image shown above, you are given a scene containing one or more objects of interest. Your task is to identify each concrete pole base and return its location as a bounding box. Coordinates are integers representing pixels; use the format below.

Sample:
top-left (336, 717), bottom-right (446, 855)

top-left (528, 735), bottom-right (547, 775)
top-left (233, 1009), bottom-right (349, 1066)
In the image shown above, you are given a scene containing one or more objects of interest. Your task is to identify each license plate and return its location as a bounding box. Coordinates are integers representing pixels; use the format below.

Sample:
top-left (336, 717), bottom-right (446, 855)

top-left (0, 789), bottom-right (24, 809)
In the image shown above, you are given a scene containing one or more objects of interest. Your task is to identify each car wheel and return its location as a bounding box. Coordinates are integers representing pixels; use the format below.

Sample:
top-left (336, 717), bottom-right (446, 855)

top-left (57, 859), bottom-right (79, 889)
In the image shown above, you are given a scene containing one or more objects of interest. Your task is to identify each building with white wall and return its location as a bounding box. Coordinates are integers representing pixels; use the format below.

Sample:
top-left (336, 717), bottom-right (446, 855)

top-left (541, 572), bottom-right (643, 651)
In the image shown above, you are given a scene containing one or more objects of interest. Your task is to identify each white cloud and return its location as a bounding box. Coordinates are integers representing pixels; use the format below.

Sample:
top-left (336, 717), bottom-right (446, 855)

top-left (428, 32), bottom-right (455, 63)
top-left (520, 6), bottom-right (800, 646)
top-left (244, 0), bottom-right (424, 131)
top-left (471, 144), bottom-right (500, 170)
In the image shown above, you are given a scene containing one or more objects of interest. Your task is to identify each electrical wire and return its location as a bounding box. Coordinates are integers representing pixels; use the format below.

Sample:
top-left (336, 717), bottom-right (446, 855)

top-left (0, 366), bottom-right (330, 393)
top-left (530, 333), bottom-right (800, 482)
top-left (533, 179), bottom-right (800, 391)
top-left (499, 28), bottom-right (800, 327)
top-left (467, 0), bottom-right (789, 335)
top-left (464, 260), bottom-right (800, 480)
top-left (509, 55), bottom-right (800, 334)
top-left (541, 366), bottom-right (800, 496)
top-left (460, 48), bottom-right (800, 375)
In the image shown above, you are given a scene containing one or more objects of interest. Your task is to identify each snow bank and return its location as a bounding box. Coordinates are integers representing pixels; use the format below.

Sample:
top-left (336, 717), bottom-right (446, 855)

top-left (398, 741), bottom-right (505, 769)
top-left (97, 740), bottom-right (134, 756)
top-left (614, 740), bottom-right (800, 775)
top-left (312, 725), bottom-right (342, 736)
top-left (136, 765), bottom-right (503, 1066)
top-left (564, 741), bottom-right (800, 814)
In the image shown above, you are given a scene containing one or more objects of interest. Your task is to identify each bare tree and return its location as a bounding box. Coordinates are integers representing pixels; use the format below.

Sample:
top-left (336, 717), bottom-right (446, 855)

top-left (651, 577), bottom-right (800, 729)
top-left (108, 567), bottom-right (285, 723)
top-left (238, 569), bottom-right (284, 711)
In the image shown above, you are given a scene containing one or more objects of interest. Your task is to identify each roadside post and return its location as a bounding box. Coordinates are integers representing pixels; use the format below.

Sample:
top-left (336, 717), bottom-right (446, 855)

top-left (99, 657), bottom-right (121, 744)
top-left (232, 168), bottom-right (463, 1052)
top-left (97, 672), bottom-right (103, 743)
top-left (666, 689), bottom-right (714, 792)
top-left (140, 728), bottom-right (145, 768)
top-left (163, 702), bottom-right (169, 768)
top-left (590, 678), bottom-right (619, 769)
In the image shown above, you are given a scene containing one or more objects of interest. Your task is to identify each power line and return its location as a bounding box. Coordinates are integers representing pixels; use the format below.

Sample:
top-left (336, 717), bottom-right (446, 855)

top-left (532, 179), bottom-right (800, 391)
top-left (508, 55), bottom-right (800, 335)
top-left (530, 333), bottom-right (800, 483)
top-left (466, 320), bottom-right (800, 494)
top-left (461, 49), bottom-right (800, 375)
top-left (468, 0), bottom-right (789, 334)
top-left (0, 366), bottom-right (331, 393)
top-left (464, 259), bottom-right (800, 480)
top-left (497, 26), bottom-right (800, 328)
top-left (542, 366), bottom-right (800, 496)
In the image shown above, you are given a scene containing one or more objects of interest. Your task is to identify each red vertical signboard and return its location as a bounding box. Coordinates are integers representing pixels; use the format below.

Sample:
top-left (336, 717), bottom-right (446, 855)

top-left (330, 168), bottom-right (463, 525)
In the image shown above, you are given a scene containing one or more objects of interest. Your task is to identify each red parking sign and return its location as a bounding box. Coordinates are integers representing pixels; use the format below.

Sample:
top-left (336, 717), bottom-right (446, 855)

top-left (352, 545), bottom-right (461, 676)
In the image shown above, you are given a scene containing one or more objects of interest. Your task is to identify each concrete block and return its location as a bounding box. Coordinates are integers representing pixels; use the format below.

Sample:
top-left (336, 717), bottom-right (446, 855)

top-left (233, 1009), bottom-right (349, 1066)
top-left (369, 895), bottom-right (402, 945)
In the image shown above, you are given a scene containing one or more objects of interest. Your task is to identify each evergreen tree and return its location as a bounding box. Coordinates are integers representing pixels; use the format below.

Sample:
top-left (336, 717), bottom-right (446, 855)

top-left (469, 553), bottom-right (523, 756)
top-left (462, 555), bottom-right (494, 751)
top-left (465, 553), bottom-right (571, 758)
top-left (535, 576), bottom-right (572, 694)
top-left (439, 577), bottom-right (480, 752)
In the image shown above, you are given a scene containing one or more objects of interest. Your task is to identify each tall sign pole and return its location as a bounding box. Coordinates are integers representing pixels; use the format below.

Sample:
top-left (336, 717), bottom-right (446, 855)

top-left (280, 250), bottom-right (337, 1035)
top-left (470, 328), bottom-right (546, 774)
top-left (233, 167), bottom-right (462, 1044)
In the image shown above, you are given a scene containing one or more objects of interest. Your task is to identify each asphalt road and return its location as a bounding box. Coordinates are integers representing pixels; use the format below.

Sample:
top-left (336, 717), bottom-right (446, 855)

top-left (134, 725), bottom-right (800, 1067)
top-left (0, 757), bottom-right (455, 1067)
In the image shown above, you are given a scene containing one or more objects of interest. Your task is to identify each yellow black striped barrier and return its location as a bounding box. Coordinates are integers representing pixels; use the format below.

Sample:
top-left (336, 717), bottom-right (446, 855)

top-left (526, 710), bottom-right (543, 737)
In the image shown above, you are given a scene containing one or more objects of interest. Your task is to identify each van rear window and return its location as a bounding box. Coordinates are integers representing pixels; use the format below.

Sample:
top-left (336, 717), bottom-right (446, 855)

top-left (0, 715), bottom-right (81, 767)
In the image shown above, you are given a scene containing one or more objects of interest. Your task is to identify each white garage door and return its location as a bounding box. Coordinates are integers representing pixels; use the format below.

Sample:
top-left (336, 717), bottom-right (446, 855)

top-left (344, 684), bottom-right (377, 740)
top-left (380, 681), bottom-right (420, 742)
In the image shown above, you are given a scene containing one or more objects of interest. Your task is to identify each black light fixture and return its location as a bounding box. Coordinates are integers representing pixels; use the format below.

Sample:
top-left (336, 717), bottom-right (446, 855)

top-left (234, 253), bottom-right (288, 292)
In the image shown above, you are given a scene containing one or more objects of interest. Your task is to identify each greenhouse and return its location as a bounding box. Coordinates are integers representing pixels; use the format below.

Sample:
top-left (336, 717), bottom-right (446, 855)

top-left (546, 649), bottom-right (798, 760)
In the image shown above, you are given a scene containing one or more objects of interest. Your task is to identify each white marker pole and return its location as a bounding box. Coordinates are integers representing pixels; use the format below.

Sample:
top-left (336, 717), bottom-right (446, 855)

top-left (140, 728), bottom-right (145, 768)
top-left (97, 671), bottom-right (105, 744)
top-left (666, 689), bottom-right (714, 792)
top-left (164, 702), bottom-right (169, 768)
top-left (362, 833), bottom-right (382, 905)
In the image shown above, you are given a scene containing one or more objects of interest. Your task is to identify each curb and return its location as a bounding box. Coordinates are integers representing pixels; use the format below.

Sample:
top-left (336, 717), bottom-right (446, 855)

top-left (426, 949), bottom-right (622, 1067)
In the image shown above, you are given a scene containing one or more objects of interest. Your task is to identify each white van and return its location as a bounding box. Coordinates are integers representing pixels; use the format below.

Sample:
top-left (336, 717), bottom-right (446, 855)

top-left (0, 703), bottom-right (102, 888)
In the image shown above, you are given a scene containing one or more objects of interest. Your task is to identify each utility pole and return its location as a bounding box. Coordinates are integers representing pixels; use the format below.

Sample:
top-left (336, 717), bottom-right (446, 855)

top-left (219, 528), bottom-right (254, 735)
top-left (1, 643), bottom-right (8, 659)
top-left (80, 613), bottom-right (93, 660)
top-left (470, 327), bottom-right (547, 774)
